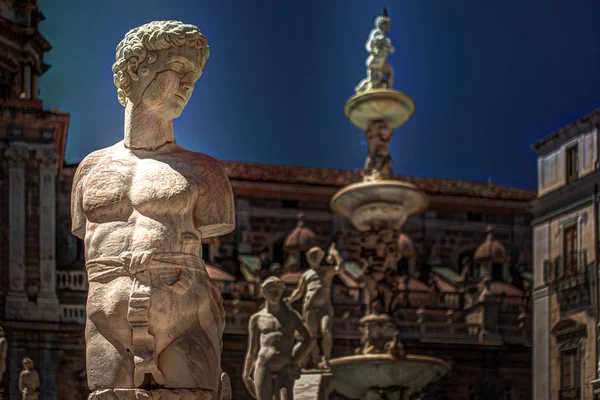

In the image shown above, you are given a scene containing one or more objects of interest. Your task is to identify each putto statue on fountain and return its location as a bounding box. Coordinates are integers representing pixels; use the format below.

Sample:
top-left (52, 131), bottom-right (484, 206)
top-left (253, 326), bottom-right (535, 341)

top-left (285, 243), bottom-right (345, 370)
top-left (363, 120), bottom-right (394, 181)
top-left (355, 8), bottom-right (395, 94)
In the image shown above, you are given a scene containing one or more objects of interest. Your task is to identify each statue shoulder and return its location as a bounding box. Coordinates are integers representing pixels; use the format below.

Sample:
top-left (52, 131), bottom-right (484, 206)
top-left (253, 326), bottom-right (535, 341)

top-left (73, 145), bottom-right (114, 182)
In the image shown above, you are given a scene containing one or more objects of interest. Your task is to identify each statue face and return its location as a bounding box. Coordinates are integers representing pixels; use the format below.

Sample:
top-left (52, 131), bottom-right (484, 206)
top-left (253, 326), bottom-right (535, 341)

top-left (263, 284), bottom-right (285, 304)
top-left (135, 46), bottom-right (202, 120)
top-left (22, 359), bottom-right (33, 370)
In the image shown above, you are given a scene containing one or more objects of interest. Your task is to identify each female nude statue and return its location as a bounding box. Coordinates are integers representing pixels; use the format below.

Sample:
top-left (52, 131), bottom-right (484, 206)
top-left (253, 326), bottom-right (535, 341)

top-left (70, 21), bottom-right (234, 399)
top-left (243, 277), bottom-right (314, 400)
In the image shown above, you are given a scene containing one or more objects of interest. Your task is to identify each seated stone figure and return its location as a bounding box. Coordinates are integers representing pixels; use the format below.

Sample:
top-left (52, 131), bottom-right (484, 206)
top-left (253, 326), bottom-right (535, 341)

top-left (70, 21), bottom-right (235, 399)
top-left (243, 277), bottom-right (314, 400)
top-left (285, 243), bottom-right (344, 369)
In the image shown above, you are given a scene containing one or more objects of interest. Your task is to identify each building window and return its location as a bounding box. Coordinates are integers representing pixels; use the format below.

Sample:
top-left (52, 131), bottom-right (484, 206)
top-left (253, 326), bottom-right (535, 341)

top-left (561, 348), bottom-right (580, 395)
top-left (40, 129), bottom-right (54, 142)
top-left (7, 125), bottom-right (23, 139)
top-left (468, 384), bottom-right (476, 400)
top-left (492, 264), bottom-right (504, 281)
top-left (467, 212), bottom-right (483, 222)
top-left (282, 200), bottom-right (299, 209)
top-left (566, 144), bottom-right (579, 183)
top-left (563, 224), bottom-right (578, 277)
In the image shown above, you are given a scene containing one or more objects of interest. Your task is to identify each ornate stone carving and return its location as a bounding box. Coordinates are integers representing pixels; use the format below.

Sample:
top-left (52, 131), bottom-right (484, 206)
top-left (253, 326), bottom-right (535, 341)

top-left (285, 243), bottom-right (345, 369)
top-left (4, 146), bottom-right (29, 165)
top-left (70, 21), bottom-right (235, 399)
top-left (243, 277), bottom-right (314, 399)
top-left (19, 358), bottom-right (39, 400)
top-left (357, 314), bottom-right (405, 357)
top-left (355, 8), bottom-right (395, 94)
top-left (35, 148), bottom-right (59, 167)
top-left (360, 228), bottom-right (402, 315)
top-left (362, 120), bottom-right (394, 181)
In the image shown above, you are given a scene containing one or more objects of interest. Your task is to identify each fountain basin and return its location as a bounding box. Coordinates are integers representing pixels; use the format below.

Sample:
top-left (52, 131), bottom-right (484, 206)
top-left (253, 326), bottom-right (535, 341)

top-left (329, 354), bottom-right (450, 399)
top-left (344, 89), bottom-right (415, 131)
top-left (330, 180), bottom-right (428, 231)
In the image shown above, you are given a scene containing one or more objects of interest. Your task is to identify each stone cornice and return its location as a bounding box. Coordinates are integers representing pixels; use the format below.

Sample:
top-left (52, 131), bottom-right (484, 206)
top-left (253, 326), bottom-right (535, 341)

top-left (532, 108), bottom-right (600, 156)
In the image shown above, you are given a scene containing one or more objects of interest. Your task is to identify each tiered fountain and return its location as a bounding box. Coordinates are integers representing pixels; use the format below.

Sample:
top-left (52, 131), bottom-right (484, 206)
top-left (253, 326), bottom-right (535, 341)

top-left (328, 9), bottom-right (450, 400)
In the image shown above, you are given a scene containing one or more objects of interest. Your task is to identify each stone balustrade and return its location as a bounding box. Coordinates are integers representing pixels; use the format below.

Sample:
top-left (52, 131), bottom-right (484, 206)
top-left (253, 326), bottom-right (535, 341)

top-left (333, 317), bottom-right (523, 344)
top-left (55, 277), bottom-right (528, 345)
top-left (60, 304), bottom-right (86, 324)
top-left (56, 270), bottom-right (88, 291)
top-left (214, 280), bottom-right (258, 300)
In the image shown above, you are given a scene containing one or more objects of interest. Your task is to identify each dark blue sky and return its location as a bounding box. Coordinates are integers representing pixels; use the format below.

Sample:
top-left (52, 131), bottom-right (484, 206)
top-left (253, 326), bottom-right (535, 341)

top-left (39, 0), bottom-right (600, 190)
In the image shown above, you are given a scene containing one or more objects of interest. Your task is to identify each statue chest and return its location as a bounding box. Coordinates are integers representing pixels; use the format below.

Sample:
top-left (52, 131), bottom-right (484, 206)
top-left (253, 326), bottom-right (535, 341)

top-left (82, 156), bottom-right (197, 217)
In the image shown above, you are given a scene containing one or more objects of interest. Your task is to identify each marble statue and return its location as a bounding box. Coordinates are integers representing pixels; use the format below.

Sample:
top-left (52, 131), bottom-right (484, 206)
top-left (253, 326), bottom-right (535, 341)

top-left (18, 358), bottom-right (39, 400)
top-left (360, 229), bottom-right (401, 315)
top-left (0, 327), bottom-right (7, 383)
top-left (70, 21), bottom-right (235, 399)
top-left (355, 8), bottom-right (395, 93)
top-left (285, 243), bottom-right (345, 369)
top-left (363, 120), bottom-right (394, 181)
top-left (243, 277), bottom-right (314, 400)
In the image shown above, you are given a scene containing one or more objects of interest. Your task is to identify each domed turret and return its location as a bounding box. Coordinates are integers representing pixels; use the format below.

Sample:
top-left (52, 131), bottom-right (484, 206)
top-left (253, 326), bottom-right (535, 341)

top-left (473, 226), bottom-right (507, 264)
top-left (283, 213), bottom-right (317, 253)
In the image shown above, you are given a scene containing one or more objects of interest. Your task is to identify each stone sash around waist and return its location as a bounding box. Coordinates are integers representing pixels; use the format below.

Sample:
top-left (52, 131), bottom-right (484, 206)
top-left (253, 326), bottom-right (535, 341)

top-left (85, 251), bottom-right (206, 388)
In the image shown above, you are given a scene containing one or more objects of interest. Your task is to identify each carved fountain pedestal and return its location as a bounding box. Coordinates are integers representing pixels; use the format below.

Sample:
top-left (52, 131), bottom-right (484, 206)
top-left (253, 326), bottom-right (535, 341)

top-left (327, 10), bottom-right (450, 398)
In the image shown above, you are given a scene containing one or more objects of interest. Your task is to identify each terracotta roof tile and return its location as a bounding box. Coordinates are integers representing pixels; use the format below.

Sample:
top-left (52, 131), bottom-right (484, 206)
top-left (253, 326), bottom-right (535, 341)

top-left (221, 161), bottom-right (535, 202)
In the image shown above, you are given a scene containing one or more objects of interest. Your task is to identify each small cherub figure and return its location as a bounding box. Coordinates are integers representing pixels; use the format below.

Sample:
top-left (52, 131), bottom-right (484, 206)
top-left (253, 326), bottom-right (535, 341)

top-left (355, 8), bottom-right (396, 93)
top-left (363, 120), bottom-right (394, 181)
top-left (19, 358), bottom-right (39, 400)
top-left (285, 243), bottom-right (345, 369)
top-left (243, 277), bottom-right (314, 400)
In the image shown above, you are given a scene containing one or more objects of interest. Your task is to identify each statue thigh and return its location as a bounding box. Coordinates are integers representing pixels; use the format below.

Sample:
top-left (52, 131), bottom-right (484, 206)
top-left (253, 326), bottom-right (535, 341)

top-left (86, 276), bottom-right (135, 389)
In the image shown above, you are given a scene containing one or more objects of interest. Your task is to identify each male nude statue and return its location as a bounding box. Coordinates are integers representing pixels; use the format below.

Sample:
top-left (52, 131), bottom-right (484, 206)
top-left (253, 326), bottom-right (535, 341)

top-left (355, 9), bottom-right (395, 93)
top-left (70, 21), bottom-right (234, 398)
top-left (243, 277), bottom-right (314, 400)
top-left (285, 243), bottom-right (344, 369)
top-left (18, 358), bottom-right (39, 400)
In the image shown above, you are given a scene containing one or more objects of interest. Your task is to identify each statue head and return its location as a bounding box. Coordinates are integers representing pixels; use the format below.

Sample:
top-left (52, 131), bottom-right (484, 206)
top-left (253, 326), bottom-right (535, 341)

top-left (112, 20), bottom-right (210, 120)
top-left (0, 327), bottom-right (4, 337)
top-left (375, 9), bottom-right (391, 34)
top-left (261, 277), bottom-right (286, 304)
top-left (22, 357), bottom-right (33, 371)
top-left (306, 246), bottom-right (325, 269)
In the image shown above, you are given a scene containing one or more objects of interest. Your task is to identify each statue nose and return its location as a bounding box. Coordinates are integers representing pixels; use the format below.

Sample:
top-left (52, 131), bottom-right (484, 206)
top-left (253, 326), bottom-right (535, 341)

top-left (180, 72), bottom-right (195, 91)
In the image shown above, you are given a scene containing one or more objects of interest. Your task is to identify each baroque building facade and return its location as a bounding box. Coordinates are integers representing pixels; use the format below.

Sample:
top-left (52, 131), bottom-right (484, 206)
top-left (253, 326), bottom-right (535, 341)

top-left (0, 2), bottom-right (533, 399)
top-left (532, 107), bottom-right (600, 400)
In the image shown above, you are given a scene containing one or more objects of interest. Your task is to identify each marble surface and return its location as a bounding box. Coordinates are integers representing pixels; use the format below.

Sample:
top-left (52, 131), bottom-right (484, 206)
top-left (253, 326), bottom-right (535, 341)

top-left (70, 21), bottom-right (234, 398)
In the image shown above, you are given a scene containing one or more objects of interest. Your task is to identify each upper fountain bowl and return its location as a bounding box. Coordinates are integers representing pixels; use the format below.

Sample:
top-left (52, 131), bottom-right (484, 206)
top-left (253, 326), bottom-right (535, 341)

top-left (330, 180), bottom-right (428, 232)
top-left (344, 89), bottom-right (415, 131)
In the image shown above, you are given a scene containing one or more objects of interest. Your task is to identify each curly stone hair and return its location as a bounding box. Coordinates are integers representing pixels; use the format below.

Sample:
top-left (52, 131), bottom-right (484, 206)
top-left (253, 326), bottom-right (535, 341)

top-left (261, 276), bottom-right (286, 292)
top-left (112, 20), bottom-right (210, 106)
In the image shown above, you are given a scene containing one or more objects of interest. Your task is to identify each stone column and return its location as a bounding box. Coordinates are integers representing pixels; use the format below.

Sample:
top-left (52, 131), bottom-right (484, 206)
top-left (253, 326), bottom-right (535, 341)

top-left (32, 74), bottom-right (39, 100)
top-left (22, 64), bottom-right (31, 100)
top-left (236, 198), bottom-right (251, 231)
top-left (4, 146), bottom-right (29, 315)
top-left (35, 149), bottom-right (60, 320)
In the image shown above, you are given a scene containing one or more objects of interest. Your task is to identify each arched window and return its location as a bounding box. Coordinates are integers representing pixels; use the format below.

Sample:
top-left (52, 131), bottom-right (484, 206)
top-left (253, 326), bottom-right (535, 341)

top-left (468, 384), bottom-right (476, 400)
